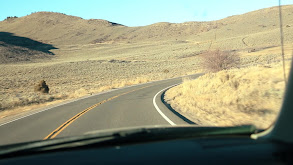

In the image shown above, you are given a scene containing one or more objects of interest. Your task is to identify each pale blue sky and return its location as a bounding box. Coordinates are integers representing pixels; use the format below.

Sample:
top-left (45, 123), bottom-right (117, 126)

top-left (1, 0), bottom-right (293, 26)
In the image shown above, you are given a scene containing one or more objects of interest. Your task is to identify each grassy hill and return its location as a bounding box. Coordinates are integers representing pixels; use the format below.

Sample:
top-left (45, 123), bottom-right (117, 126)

top-left (0, 5), bottom-right (292, 119)
top-left (0, 31), bottom-right (56, 63)
top-left (1, 5), bottom-right (292, 47)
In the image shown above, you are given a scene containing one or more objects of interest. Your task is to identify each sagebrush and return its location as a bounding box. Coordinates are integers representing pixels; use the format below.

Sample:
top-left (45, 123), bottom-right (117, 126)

top-left (201, 49), bottom-right (239, 72)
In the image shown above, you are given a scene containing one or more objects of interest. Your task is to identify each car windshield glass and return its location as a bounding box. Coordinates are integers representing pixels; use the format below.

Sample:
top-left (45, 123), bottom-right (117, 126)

top-left (0, 0), bottom-right (292, 146)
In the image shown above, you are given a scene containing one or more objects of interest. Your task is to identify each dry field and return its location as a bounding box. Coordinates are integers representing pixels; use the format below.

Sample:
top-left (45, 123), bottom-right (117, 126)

top-left (165, 45), bottom-right (292, 129)
top-left (0, 41), bottom-right (202, 117)
top-left (1, 5), bottom-right (293, 120)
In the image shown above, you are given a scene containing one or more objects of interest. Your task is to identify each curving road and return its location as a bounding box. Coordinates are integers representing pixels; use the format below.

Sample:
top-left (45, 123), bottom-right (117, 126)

top-left (0, 74), bottom-right (202, 145)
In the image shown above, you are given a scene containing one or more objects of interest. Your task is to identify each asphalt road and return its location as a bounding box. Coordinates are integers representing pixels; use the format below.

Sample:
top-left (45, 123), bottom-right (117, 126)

top-left (0, 74), bottom-right (202, 146)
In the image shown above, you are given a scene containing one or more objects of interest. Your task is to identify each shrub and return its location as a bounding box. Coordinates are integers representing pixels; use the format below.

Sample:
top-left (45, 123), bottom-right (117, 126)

top-left (200, 49), bottom-right (239, 72)
top-left (163, 69), bottom-right (169, 73)
top-left (4, 16), bottom-right (18, 21)
top-left (34, 80), bottom-right (49, 93)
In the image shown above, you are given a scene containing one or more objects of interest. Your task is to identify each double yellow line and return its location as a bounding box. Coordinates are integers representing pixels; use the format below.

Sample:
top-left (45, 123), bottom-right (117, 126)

top-left (43, 85), bottom-right (151, 140)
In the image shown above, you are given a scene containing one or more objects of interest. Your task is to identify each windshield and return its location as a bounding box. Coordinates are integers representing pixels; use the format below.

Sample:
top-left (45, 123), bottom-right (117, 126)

top-left (0, 0), bottom-right (292, 146)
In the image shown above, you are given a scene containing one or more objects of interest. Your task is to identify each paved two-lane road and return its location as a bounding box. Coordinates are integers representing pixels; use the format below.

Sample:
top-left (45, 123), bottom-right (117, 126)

top-left (0, 74), bottom-right (202, 145)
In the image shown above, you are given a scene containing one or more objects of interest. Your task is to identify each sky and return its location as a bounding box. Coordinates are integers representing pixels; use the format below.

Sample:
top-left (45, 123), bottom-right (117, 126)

top-left (1, 0), bottom-right (293, 26)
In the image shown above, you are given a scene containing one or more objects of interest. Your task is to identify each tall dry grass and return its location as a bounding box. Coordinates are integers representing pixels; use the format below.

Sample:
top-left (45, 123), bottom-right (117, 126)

top-left (165, 62), bottom-right (290, 129)
top-left (0, 76), bottom-right (159, 118)
top-left (1, 77), bottom-right (149, 106)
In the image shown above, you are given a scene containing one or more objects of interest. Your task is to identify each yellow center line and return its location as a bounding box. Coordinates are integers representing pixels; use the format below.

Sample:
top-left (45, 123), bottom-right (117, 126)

top-left (43, 85), bottom-right (152, 140)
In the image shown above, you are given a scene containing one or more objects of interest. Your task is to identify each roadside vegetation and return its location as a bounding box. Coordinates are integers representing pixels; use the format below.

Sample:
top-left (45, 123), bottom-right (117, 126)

top-left (200, 49), bottom-right (240, 72)
top-left (163, 4), bottom-right (292, 128)
top-left (1, 5), bottom-right (292, 120)
top-left (165, 49), bottom-right (291, 129)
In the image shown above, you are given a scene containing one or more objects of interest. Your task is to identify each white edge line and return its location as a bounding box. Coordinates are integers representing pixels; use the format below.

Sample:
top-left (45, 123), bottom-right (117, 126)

top-left (0, 77), bottom-right (164, 127)
top-left (0, 87), bottom-right (120, 127)
top-left (0, 74), bottom-right (198, 127)
top-left (153, 84), bottom-right (180, 126)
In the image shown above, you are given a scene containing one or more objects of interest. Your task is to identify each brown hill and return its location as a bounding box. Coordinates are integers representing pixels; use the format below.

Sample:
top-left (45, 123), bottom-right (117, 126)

top-left (0, 11), bottom-right (225, 45)
top-left (0, 6), bottom-right (292, 63)
top-left (1, 6), bottom-right (293, 45)
top-left (0, 12), bottom-right (126, 45)
top-left (0, 31), bottom-right (56, 63)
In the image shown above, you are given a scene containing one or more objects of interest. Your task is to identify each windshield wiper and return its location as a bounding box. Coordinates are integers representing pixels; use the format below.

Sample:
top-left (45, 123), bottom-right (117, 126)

top-left (0, 125), bottom-right (256, 159)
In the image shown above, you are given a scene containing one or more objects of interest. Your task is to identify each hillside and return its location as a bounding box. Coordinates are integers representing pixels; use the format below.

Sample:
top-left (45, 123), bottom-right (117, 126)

top-left (0, 5), bottom-right (292, 47)
top-left (0, 5), bottom-right (293, 117)
top-left (0, 31), bottom-right (56, 63)
top-left (0, 6), bottom-right (292, 64)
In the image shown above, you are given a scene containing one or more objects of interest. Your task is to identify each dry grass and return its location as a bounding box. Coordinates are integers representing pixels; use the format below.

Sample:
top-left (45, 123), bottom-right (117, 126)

top-left (0, 99), bottom-right (65, 119)
top-left (165, 62), bottom-right (291, 129)
top-left (1, 5), bottom-right (293, 119)
top-left (0, 43), bottom-right (203, 116)
top-left (0, 76), bottom-right (152, 117)
top-left (0, 75), bottom-right (160, 118)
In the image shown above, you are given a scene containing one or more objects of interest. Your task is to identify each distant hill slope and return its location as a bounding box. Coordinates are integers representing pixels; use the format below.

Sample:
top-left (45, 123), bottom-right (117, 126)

top-left (0, 32), bottom-right (56, 63)
top-left (0, 42), bottom-right (50, 64)
top-left (0, 12), bottom-right (127, 45)
top-left (0, 11), bottom-right (220, 45)
top-left (0, 5), bottom-right (292, 61)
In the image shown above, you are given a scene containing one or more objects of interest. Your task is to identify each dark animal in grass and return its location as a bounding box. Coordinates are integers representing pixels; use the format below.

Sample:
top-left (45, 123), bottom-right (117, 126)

top-left (34, 80), bottom-right (49, 93)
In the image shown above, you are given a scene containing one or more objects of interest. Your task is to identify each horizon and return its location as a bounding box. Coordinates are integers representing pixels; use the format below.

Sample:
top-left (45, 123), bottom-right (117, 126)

top-left (1, 0), bottom-right (293, 27)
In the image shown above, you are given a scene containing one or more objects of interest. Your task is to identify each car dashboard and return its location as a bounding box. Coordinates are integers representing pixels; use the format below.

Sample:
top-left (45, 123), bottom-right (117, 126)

top-left (0, 136), bottom-right (292, 165)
